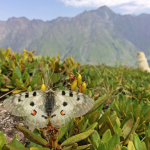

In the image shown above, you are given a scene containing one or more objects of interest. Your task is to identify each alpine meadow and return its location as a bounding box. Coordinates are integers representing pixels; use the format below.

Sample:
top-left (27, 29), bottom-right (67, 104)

top-left (1, 5), bottom-right (150, 150)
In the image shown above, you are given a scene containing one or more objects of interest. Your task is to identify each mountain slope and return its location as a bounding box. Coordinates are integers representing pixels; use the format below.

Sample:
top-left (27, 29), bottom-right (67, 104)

top-left (1, 6), bottom-right (150, 66)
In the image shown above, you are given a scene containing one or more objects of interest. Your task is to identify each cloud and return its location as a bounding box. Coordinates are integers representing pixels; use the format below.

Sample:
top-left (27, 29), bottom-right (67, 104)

top-left (120, 5), bottom-right (146, 14)
top-left (58, 0), bottom-right (150, 14)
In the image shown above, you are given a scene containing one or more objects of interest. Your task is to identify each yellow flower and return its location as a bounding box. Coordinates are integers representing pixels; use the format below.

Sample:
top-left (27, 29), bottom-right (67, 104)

top-left (77, 73), bottom-right (82, 87)
top-left (70, 57), bottom-right (74, 65)
top-left (41, 78), bottom-right (46, 91)
top-left (57, 53), bottom-right (60, 62)
top-left (23, 49), bottom-right (27, 60)
top-left (23, 49), bottom-right (27, 55)
top-left (4, 47), bottom-right (11, 57)
top-left (19, 58), bottom-right (25, 72)
top-left (81, 82), bottom-right (86, 93)
top-left (28, 52), bottom-right (34, 62)
top-left (71, 80), bottom-right (77, 91)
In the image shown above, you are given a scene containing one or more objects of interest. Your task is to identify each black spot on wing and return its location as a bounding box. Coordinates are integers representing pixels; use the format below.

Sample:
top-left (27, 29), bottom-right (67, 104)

top-left (33, 92), bottom-right (37, 96)
top-left (77, 97), bottom-right (80, 101)
top-left (41, 115), bottom-right (48, 119)
top-left (63, 102), bottom-right (67, 106)
top-left (62, 91), bottom-right (65, 95)
top-left (69, 91), bottom-right (73, 97)
top-left (30, 101), bottom-right (34, 106)
top-left (25, 93), bottom-right (29, 98)
top-left (51, 114), bottom-right (56, 118)
top-left (18, 98), bottom-right (21, 102)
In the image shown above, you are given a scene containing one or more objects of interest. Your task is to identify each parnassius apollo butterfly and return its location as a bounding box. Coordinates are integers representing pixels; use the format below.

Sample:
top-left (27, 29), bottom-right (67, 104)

top-left (3, 90), bottom-right (94, 128)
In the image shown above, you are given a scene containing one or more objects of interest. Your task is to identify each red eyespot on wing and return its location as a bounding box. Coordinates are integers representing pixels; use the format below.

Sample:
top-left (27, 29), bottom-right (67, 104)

top-left (31, 110), bottom-right (37, 116)
top-left (60, 110), bottom-right (66, 115)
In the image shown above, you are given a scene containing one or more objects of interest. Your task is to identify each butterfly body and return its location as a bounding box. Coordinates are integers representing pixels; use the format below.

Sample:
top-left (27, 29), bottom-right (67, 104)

top-left (45, 92), bottom-right (54, 114)
top-left (3, 90), bottom-right (94, 128)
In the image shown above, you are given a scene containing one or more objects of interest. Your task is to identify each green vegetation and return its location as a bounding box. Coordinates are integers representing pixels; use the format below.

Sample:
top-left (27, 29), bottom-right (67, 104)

top-left (0, 47), bottom-right (6, 52)
top-left (1, 48), bottom-right (150, 149)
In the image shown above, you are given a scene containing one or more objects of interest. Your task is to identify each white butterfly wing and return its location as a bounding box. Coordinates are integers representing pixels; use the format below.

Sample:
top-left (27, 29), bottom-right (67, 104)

top-left (22, 106), bottom-right (49, 128)
top-left (50, 90), bottom-right (94, 128)
top-left (50, 104), bottom-right (73, 128)
top-left (3, 90), bottom-right (49, 128)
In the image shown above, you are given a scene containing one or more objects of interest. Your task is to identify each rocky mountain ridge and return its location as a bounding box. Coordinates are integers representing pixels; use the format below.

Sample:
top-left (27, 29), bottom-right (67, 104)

top-left (0, 6), bottom-right (150, 66)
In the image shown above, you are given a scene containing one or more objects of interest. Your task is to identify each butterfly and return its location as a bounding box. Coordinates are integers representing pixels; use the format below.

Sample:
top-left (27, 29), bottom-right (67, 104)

top-left (3, 90), bottom-right (94, 128)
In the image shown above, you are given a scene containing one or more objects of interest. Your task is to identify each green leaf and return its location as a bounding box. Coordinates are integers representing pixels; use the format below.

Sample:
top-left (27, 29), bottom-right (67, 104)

top-left (16, 79), bottom-right (26, 89)
top-left (127, 141), bottom-right (136, 150)
top-left (6, 145), bottom-right (30, 150)
top-left (18, 125), bottom-right (48, 147)
top-left (106, 116), bottom-right (115, 135)
top-left (115, 128), bottom-right (122, 137)
top-left (51, 73), bottom-right (58, 84)
top-left (121, 147), bottom-right (128, 150)
top-left (91, 131), bottom-right (100, 149)
top-left (87, 76), bottom-right (91, 85)
top-left (143, 109), bottom-right (150, 122)
top-left (30, 75), bottom-right (39, 87)
top-left (0, 131), bottom-right (7, 150)
top-left (27, 86), bottom-right (32, 91)
top-left (86, 94), bottom-right (107, 115)
top-left (141, 141), bottom-right (147, 150)
top-left (79, 119), bottom-right (89, 133)
top-left (58, 124), bottom-right (69, 141)
top-left (72, 68), bottom-right (78, 78)
top-left (135, 105), bottom-right (140, 120)
top-left (124, 117), bottom-right (140, 144)
top-left (12, 72), bottom-right (20, 83)
top-left (10, 135), bottom-right (25, 148)
top-left (122, 118), bottom-right (134, 139)
top-left (30, 148), bottom-right (50, 150)
top-left (57, 73), bottom-right (61, 81)
top-left (61, 129), bottom-right (94, 146)
top-left (125, 99), bottom-right (132, 114)
top-left (147, 124), bottom-right (150, 137)
top-left (98, 141), bottom-right (107, 150)
top-left (99, 112), bottom-right (117, 136)
top-left (0, 88), bottom-right (9, 92)
top-left (113, 102), bottom-right (122, 117)
top-left (90, 111), bottom-right (100, 125)
top-left (61, 145), bottom-right (72, 150)
top-left (96, 103), bottom-right (103, 112)
top-left (108, 133), bottom-right (120, 150)
top-left (75, 144), bottom-right (91, 150)
top-left (114, 117), bottom-right (121, 130)
top-left (85, 122), bottom-right (98, 132)
top-left (133, 99), bottom-right (139, 114)
top-left (29, 128), bottom-right (42, 148)
top-left (102, 129), bottom-right (112, 144)
top-left (121, 113), bottom-right (133, 128)
top-left (68, 119), bottom-right (75, 137)
top-left (14, 66), bottom-right (22, 79)
top-left (112, 145), bottom-right (121, 150)
top-left (98, 108), bottom-right (110, 126)
top-left (133, 133), bottom-right (141, 150)
top-left (22, 71), bottom-right (30, 79)
top-left (0, 51), bottom-right (5, 61)
top-left (141, 103), bottom-right (150, 116)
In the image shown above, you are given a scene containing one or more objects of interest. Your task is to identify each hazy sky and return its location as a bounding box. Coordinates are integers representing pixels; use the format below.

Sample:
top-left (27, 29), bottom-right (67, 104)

top-left (1, 0), bottom-right (150, 21)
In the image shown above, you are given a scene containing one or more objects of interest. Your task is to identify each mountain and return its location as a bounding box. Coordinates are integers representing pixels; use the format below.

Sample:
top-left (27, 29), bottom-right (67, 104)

top-left (0, 6), bottom-right (150, 66)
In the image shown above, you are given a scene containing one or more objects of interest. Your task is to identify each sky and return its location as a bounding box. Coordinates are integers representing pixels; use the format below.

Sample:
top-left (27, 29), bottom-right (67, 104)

top-left (1, 0), bottom-right (150, 21)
